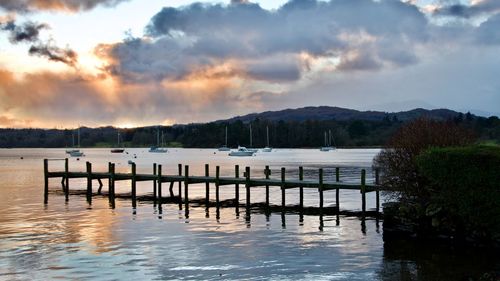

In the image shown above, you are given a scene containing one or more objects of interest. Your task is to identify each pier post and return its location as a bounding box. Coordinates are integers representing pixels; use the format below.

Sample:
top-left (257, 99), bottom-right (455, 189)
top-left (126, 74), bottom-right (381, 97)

top-left (153, 163), bottom-right (157, 202)
top-left (64, 158), bottom-right (69, 201)
top-left (108, 162), bottom-right (115, 207)
top-left (184, 165), bottom-right (189, 212)
top-left (299, 166), bottom-right (303, 209)
top-left (336, 167), bottom-right (340, 211)
top-left (361, 169), bottom-right (366, 216)
top-left (265, 166), bottom-right (270, 207)
top-left (375, 168), bottom-right (380, 214)
top-left (235, 165), bottom-right (239, 206)
top-left (178, 164), bottom-right (182, 201)
top-left (131, 162), bottom-right (137, 208)
top-left (281, 167), bottom-right (286, 209)
top-left (245, 167), bottom-right (250, 211)
top-left (215, 166), bottom-right (220, 206)
top-left (205, 164), bottom-right (210, 205)
top-left (43, 159), bottom-right (49, 204)
top-left (158, 165), bottom-right (162, 202)
top-left (319, 168), bottom-right (324, 214)
top-left (86, 161), bottom-right (92, 204)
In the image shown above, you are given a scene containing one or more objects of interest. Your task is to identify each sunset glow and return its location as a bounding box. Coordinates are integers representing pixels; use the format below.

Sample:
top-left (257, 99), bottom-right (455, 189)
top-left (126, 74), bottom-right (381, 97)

top-left (0, 0), bottom-right (499, 128)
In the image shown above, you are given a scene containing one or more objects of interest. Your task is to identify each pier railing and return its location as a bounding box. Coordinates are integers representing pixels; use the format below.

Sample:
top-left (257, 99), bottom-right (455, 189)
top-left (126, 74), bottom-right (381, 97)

top-left (43, 159), bottom-right (381, 216)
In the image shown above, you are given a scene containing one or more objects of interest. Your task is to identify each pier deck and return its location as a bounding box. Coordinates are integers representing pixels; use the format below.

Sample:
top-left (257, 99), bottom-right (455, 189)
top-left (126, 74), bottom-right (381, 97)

top-left (43, 159), bottom-right (381, 216)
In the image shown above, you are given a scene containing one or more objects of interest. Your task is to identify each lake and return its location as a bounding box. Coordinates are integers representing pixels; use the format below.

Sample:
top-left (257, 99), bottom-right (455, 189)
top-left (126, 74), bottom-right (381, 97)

top-left (0, 148), bottom-right (498, 280)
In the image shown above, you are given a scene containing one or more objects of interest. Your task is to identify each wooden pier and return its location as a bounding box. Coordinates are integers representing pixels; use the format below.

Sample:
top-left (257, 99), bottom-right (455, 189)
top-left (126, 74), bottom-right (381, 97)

top-left (43, 159), bottom-right (381, 217)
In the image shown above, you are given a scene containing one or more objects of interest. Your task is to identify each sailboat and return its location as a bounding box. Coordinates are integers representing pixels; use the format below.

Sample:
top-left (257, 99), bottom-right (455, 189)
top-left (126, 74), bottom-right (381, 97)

top-left (111, 131), bottom-right (125, 153)
top-left (69, 127), bottom-right (84, 157)
top-left (65, 130), bottom-right (79, 154)
top-left (262, 126), bottom-right (272, 152)
top-left (247, 124), bottom-right (258, 153)
top-left (149, 127), bottom-right (168, 153)
top-left (218, 126), bottom-right (230, 151)
top-left (320, 130), bottom-right (336, 151)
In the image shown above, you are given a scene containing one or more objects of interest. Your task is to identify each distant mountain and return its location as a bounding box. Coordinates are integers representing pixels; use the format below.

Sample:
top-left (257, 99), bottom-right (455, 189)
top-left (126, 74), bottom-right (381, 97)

top-left (217, 106), bottom-right (464, 123)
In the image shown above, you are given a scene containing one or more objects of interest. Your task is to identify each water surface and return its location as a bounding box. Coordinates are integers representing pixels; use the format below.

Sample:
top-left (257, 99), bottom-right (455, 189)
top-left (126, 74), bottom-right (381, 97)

top-left (0, 148), bottom-right (498, 280)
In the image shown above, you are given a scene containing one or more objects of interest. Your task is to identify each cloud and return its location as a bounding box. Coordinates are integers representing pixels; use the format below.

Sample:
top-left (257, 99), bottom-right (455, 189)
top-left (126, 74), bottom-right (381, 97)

top-left (0, 66), bottom-right (283, 127)
top-left (476, 13), bottom-right (500, 44)
top-left (433, 0), bottom-right (500, 18)
top-left (98, 0), bottom-right (429, 84)
top-left (28, 44), bottom-right (78, 66)
top-left (0, 18), bottom-right (78, 67)
top-left (0, 20), bottom-right (48, 43)
top-left (0, 0), bottom-right (129, 13)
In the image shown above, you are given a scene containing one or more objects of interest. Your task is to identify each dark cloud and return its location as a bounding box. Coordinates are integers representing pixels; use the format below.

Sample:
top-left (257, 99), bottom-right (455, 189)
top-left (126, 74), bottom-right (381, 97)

top-left (433, 0), bottom-right (500, 18)
top-left (0, 18), bottom-right (78, 67)
top-left (0, 20), bottom-right (48, 43)
top-left (29, 44), bottom-right (78, 66)
top-left (100, 0), bottom-right (428, 83)
top-left (0, 0), bottom-right (129, 13)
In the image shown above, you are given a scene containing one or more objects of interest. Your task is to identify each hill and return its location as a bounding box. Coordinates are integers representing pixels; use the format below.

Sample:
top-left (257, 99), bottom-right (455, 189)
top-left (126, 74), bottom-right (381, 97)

top-left (218, 106), bottom-right (462, 123)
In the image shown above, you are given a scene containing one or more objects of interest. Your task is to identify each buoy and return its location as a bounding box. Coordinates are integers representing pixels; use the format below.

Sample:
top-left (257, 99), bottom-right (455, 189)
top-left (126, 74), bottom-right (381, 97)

top-left (20, 157), bottom-right (23, 159)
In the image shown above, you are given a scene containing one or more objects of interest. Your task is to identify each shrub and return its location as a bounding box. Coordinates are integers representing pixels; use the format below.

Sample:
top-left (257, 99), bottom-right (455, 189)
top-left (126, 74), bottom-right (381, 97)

top-left (373, 118), bottom-right (475, 204)
top-left (417, 145), bottom-right (500, 241)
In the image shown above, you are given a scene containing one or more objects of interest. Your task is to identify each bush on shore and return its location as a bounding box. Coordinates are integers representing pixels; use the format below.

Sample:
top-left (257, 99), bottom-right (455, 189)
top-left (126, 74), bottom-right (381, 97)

top-left (373, 118), bottom-right (475, 204)
top-left (416, 145), bottom-right (500, 242)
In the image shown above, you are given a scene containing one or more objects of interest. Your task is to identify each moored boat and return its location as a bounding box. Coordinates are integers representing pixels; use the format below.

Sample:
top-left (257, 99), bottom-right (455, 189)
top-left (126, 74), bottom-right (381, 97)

top-left (218, 126), bottom-right (231, 151)
top-left (111, 132), bottom-right (125, 153)
top-left (229, 146), bottom-right (255, 156)
top-left (262, 126), bottom-right (272, 152)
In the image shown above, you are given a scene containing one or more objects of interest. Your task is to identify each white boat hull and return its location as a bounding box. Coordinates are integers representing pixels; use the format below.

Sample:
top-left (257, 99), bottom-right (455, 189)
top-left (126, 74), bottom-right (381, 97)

top-left (229, 151), bottom-right (254, 156)
top-left (149, 146), bottom-right (168, 153)
top-left (229, 146), bottom-right (255, 156)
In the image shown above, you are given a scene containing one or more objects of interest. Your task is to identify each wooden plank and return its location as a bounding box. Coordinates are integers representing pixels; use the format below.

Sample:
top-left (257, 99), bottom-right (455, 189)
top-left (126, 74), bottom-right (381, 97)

top-left (86, 162), bottom-right (92, 204)
top-left (215, 166), bottom-right (220, 206)
top-left (245, 167), bottom-right (250, 210)
top-left (153, 163), bottom-right (157, 201)
top-left (299, 166), bottom-right (303, 209)
top-left (184, 165), bottom-right (189, 211)
top-left (158, 165), bottom-right (162, 201)
top-left (336, 167), bottom-right (340, 210)
top-left (43, 159), bottom-right (49, 204)
top-left (131, 162), bottom-right (137, 208)
top-left (361, 169), bottom-right (366, 216)
top-left (64, 158), bottom-right (69, 201)
top-left (319, 168), bottom-right (323, 214)
top-left (265, 166), bottom-right (270, 207)
top-left (205, 164), bottom-right (210, 205)
top-left (235, 165), bottom-right (239, 206)
top-left (281, 167), bottom-right (286, 209)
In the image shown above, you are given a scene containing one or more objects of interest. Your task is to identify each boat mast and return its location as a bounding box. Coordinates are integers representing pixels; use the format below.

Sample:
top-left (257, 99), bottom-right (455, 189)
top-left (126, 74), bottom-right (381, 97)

top-left (117, 131), bottom-right (120, 147)
top-left (266, 126), bottom-right (269, 147)
top-left (157, 127), bottom-right (160, 147)
top-left (324, 131), bottom-right (327, 147)
top-left (249, 124), bottom-right (253, 148)
top-left (328, 130), bottom-right (331, 147)
top-left (72, 130), bottom-right (75, 147)
top-left (77, 126), bottom-right (81, 148)
top-left (225, 126), bottom-right (228, 147)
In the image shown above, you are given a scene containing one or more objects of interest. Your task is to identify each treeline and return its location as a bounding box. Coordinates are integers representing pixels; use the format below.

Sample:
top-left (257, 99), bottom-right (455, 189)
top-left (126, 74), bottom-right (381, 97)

top-left (0, 113), bottom-right (499, 148)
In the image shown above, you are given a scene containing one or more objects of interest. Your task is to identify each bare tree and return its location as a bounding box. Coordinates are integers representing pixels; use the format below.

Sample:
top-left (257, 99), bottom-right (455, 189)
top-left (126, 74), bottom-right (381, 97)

top-left (374, 118), bottom-right (475, 203)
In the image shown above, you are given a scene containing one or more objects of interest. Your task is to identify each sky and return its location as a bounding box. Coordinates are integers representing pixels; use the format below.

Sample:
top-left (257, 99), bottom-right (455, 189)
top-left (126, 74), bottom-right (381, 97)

top-left (0, 0), bottom-right (499, 128)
